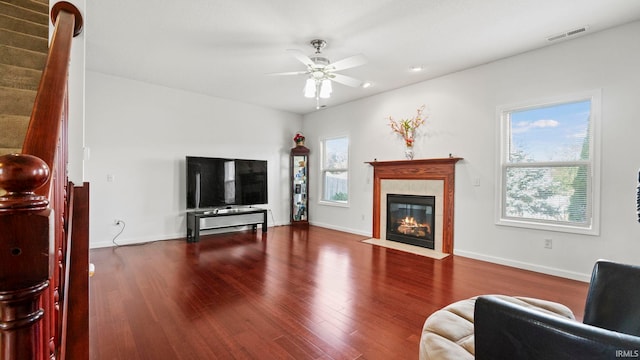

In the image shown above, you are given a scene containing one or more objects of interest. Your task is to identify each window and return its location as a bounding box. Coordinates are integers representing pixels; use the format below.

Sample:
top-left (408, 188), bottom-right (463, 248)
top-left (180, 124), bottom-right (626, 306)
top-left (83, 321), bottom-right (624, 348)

top-left (320, 136), bottom-right (349, 205)
top-left (497, 90), bottom-right (600, 234)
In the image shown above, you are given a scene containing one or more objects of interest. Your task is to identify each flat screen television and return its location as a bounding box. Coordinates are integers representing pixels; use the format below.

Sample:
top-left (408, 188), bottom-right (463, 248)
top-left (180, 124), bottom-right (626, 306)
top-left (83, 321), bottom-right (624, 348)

top-left (186, 156), bottom-right (268, 209)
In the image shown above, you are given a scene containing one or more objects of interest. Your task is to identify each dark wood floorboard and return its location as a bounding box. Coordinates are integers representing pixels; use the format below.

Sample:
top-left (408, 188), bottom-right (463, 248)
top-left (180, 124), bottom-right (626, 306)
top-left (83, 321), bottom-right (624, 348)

top-left (89, 225), bottom-right (588, 359)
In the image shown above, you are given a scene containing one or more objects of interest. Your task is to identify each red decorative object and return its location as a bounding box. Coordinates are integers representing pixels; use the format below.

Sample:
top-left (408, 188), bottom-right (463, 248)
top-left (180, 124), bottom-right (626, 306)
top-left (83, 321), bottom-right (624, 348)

top-left (293, 133), bottom-right (305, 146)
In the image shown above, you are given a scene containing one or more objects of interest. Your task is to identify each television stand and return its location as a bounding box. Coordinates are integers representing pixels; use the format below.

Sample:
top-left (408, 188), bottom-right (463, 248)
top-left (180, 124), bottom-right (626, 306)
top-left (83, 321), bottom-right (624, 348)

top-left (186, 208), bottom-right (267, 243)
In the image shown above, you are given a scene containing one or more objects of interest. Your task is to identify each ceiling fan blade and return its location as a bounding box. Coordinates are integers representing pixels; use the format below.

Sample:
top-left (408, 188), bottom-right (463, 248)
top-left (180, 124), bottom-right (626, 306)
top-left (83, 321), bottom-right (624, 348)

top-left (330, 73), bottom-right (363, 88)
top-left (286, 49), bottom-right (315, 67)
top-left (327, 54), bottom-right (367, 71)
top-left (266, 70), bottom-right (309, 76)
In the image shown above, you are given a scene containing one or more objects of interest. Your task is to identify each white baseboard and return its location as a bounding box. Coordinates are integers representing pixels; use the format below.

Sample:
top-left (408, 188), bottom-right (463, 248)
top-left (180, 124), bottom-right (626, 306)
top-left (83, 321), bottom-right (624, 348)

top-left (308, 221), bottom-right (372, 237)
top-left (454, 249), bottom-right (591, 282)
top-left (91, 232), bottom-right (183, 249)
top-left (90, 223), bottom-right (276, 249)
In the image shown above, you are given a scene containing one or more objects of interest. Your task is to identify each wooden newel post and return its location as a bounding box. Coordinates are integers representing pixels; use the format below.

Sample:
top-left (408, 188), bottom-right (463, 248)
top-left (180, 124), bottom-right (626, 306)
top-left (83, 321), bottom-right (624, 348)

top-left (0, 154), bottom-right (52, 359)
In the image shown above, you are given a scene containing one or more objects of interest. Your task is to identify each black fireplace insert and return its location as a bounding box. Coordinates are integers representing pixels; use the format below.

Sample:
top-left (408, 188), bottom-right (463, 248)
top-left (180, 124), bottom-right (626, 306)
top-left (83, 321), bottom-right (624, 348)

top-left (386, 194), bottom-right (435, 249)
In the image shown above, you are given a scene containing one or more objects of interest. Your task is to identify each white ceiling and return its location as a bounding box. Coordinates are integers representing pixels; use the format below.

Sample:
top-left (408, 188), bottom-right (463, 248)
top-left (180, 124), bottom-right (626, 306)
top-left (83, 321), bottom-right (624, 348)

top-left (86, 0), bottom-right (640, 115)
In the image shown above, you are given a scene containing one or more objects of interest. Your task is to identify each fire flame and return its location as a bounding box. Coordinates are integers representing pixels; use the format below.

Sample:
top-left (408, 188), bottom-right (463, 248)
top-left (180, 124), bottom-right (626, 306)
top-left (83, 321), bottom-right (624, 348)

top-left (402, 216), bottom-right (418, 227)
top-left (397, 216), bottom-right (431, 236)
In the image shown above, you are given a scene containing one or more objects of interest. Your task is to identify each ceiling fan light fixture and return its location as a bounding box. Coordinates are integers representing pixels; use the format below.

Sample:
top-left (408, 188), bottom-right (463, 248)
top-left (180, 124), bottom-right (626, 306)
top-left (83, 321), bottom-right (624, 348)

top-left (319, 79), bottom-right (332, 99)
top-left (304, 78), bottom-right (316, 98)
top-left (273, 39), bottom-right (367, 106)
top-left (310, 39), bottom-right (327, 54)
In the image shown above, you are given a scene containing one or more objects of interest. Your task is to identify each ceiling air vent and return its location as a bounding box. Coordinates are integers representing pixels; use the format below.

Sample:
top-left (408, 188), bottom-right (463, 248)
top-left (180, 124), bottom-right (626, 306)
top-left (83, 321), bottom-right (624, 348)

top-left (547, 26), bottom-right (588, 42)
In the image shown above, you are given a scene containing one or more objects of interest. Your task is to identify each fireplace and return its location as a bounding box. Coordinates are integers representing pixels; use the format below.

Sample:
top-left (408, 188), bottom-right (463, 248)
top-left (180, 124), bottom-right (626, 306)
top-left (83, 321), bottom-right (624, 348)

top-left (386, 194), bottom-right (435, 249)
top-left (367, 158), bottom-right (462, 254)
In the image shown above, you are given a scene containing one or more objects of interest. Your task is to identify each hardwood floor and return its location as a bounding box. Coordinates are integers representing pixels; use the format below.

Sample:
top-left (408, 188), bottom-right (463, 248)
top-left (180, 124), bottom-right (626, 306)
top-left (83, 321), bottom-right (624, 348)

top-left (89, 225), bottom-right (588, 359)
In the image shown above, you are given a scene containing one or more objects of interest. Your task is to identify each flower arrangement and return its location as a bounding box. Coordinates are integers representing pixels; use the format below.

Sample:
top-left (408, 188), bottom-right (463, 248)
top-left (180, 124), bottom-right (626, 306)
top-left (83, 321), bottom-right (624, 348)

top-left (388, 104), bottom-right (426, 148)
top-left (293, 133), bottom-right (305, 145)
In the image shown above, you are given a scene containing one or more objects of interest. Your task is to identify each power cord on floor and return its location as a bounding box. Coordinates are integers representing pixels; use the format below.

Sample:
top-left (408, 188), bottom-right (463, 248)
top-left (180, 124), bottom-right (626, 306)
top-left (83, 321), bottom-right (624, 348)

top-left (112, 220), bottom-right (125, 246)
top-left (268, 208), bottom-right (278, 227)
top-left (111, 220), bottom-right (162, 248)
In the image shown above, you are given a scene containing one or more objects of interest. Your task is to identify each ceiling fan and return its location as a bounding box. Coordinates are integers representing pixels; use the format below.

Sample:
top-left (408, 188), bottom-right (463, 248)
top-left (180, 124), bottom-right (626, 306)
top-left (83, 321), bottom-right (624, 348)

top-left (270, 39), bottom-right (367, 108)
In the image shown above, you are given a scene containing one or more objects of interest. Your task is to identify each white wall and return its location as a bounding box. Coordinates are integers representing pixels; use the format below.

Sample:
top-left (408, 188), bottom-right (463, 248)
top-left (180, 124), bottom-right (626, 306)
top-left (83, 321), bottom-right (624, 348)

top-left (86, 72), bottom-right (301, 247)
top-left (303, 21), bottom-right (640, 281)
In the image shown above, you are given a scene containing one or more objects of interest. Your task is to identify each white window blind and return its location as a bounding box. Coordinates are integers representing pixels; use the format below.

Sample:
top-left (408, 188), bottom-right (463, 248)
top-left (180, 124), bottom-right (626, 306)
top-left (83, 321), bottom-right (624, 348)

top-left (320, 136), bottom-right (349, 205)
top-left (497, 90), bottom-right (600, 234)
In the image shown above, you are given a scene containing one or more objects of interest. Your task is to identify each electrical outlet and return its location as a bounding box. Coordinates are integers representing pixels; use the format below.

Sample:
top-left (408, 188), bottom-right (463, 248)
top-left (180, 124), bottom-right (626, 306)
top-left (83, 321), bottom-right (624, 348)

top-left (544, 238), bottom-right (553, 249)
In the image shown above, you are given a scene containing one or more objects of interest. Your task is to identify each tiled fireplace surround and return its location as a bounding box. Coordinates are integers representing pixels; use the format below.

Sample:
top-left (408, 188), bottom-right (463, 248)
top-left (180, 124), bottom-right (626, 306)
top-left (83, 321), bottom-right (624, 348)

top-left (367, 158), bottom-right (463, 254)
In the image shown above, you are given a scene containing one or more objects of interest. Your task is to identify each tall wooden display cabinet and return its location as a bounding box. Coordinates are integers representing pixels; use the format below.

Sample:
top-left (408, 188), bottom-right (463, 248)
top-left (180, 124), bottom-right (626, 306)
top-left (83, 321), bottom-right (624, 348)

top-left (290, 144), bottom-right (310, 225)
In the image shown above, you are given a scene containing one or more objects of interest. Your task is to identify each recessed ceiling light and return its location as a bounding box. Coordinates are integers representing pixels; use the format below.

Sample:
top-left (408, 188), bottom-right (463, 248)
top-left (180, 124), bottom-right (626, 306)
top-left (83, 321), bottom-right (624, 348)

top-left (409, 66), bottom-right (423, 72)
top-left (361, 82), bottom-right (372, 89)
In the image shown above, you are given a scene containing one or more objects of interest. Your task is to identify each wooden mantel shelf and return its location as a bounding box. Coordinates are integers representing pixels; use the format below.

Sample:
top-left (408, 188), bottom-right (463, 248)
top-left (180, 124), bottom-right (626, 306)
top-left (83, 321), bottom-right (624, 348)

top-left (366, 157), bottom-right (463, 254)
top-left (366, 157), bottom-right (463, 166)
top-left (366, 157), bottom-right (463, 175)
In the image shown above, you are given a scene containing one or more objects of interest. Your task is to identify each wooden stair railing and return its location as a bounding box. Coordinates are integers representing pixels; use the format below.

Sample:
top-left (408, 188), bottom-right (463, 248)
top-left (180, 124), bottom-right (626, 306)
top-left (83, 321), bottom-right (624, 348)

top-left (23, 1), bottom-right (83, 175)
top-left (0, 2), bottom-right (86, 360)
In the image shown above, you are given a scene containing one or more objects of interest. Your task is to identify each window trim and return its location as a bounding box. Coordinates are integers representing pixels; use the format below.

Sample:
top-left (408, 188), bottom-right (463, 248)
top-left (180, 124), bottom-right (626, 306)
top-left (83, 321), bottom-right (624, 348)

top-left (495, 89), bottom-right (601, 235)
top-left (318, 135), bottom-right (350, 207)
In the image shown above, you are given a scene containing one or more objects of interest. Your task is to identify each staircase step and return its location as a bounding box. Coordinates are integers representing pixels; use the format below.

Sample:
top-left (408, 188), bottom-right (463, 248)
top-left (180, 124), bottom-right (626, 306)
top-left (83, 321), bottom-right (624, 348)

top-left (0, 13), bottom-right (48, 38)
top-left (0, 63), bottom-right (41, 90)
top-left (0, 44), bottom-right (46, 69)
top-left (0, 115), bottom-right (29, 148)
top-left (0, 86), bottom-right (36, 116)
top-left (0, 0), bottom-right (48, 14)
top-left (0, 147), bottom-right (22, 156)
top-left (0, 28), bottom-right (47, 53)
top-left (0, 2), bottom-right (48, 25)
top-left (0, 0), bottom-right (47, 160)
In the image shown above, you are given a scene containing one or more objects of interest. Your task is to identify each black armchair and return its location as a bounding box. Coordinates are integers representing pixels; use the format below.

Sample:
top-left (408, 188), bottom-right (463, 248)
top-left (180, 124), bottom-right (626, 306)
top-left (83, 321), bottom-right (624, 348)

top-left (474, 260), bottom-right (640, 360)
top-left (583, 260), bottom-right (640, 336)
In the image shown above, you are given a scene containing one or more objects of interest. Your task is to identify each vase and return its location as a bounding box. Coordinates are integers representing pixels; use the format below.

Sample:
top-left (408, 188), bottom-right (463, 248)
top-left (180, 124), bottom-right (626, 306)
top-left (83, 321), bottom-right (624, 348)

top-left (296, 140), bottom-right (305, 147)
top-left (404, 145), bottom-right (414, 160)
